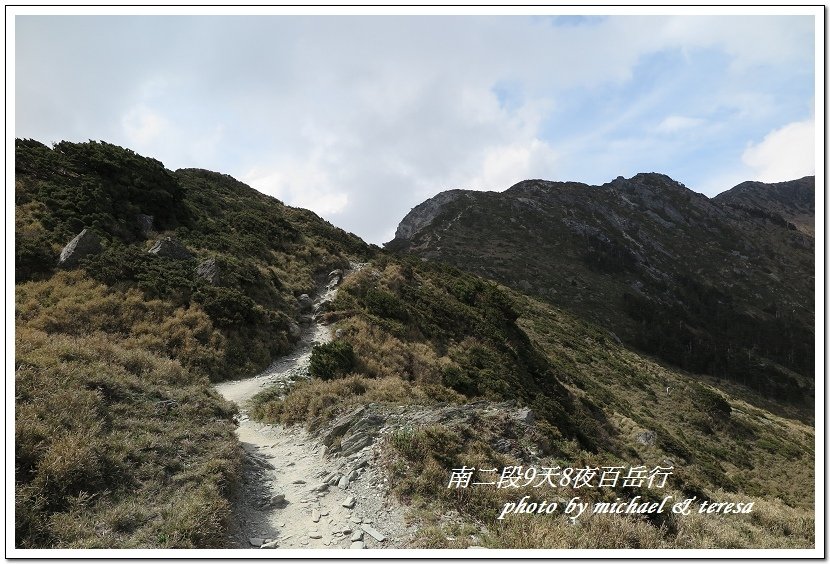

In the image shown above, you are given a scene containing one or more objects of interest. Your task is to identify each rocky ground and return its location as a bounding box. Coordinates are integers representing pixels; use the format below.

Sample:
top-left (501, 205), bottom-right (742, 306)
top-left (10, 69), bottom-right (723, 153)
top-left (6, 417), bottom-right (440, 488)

top-left (214, 266), bottom-right (417, 550)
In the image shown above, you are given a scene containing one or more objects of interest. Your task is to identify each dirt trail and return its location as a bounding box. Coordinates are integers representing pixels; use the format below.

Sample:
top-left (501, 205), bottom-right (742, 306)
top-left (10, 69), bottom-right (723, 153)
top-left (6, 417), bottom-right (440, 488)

top-left (215, 268), bottom-right (412, 550)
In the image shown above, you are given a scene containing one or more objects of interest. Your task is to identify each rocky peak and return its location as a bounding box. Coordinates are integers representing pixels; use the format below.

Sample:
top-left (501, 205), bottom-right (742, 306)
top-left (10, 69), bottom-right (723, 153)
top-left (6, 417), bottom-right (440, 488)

top-left (607, 173), bottom-right (698, 198)
top-left (391, 189), bottom-right (468, 242)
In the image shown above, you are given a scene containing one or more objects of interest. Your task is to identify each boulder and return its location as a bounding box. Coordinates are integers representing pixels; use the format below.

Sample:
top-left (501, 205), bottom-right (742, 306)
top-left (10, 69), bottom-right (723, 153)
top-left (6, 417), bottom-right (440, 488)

top-left (148, 236), bottom-right (193, 260)
top-left (298, 294), bottom-right (313, 312)
top-left (515, 407), bottom-right (535, 425)
top-left (322, 407), bottom-right (367, 447)
top-left (313, 299), bottom-right (331, 314)
top-left (328, 269), bottom-right (343, 287)
top-left (636, 430), bottom-right (657, 446)
top-left (196, 258), bottom-right (220, 284)
top-left (58, 229), bottom-right (102, 268)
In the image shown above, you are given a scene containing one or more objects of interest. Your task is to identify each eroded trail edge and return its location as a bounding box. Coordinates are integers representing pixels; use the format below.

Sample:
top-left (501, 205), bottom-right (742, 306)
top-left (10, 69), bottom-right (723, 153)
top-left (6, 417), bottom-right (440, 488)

top-left (214, 267), bottom-right (413, 549)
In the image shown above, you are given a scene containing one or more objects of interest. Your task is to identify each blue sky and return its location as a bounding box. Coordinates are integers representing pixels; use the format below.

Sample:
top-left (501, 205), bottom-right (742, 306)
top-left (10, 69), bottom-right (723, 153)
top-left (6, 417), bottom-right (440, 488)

top-left (14, 13), bottom-right (817, 244)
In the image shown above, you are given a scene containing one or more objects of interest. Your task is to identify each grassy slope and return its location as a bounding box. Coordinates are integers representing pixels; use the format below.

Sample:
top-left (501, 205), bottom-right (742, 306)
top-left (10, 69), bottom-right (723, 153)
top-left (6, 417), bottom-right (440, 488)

top-left (251, 255), bottom-right (814, 549)
top-left (14, 140), bottom-right (373, 547)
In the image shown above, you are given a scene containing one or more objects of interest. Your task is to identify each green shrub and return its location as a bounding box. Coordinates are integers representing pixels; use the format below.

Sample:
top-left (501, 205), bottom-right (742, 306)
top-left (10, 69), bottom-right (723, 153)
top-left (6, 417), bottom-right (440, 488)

top-left (690, 383), bottom-right (732, 421)
top-left (309, 341), bottom-right (356, 380)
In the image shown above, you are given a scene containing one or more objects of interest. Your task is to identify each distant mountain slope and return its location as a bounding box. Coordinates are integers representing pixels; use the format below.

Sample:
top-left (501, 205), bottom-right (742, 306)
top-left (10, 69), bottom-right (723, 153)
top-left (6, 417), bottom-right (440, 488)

top-left (713, 176), bottom-right (815, 236)
top-left (387, 173), bottom-right (814, 404)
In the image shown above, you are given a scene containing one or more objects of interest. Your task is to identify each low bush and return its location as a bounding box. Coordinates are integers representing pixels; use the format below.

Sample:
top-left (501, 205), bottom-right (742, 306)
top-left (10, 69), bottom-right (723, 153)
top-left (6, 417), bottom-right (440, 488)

top-left (309, 341), bottom-right (356, 380)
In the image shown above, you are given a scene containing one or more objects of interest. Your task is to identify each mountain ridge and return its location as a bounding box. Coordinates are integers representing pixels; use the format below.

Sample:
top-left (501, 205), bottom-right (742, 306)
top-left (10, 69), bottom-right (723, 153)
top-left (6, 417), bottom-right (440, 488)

top-left (388, 172), bottom-right (815, 406)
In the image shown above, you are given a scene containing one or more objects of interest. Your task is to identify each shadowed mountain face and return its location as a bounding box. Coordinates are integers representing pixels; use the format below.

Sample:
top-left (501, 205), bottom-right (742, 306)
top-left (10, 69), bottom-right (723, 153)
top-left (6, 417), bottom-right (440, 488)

top-left (388, 173), bottom-right (815, 404)
top-left (713, 176), bottom-right (815, 236)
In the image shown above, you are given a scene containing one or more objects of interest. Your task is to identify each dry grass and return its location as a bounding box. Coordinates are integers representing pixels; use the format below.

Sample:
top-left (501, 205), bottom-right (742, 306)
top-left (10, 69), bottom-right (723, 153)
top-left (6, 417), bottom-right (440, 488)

top-left (15, 286), bottom-right (242, 548)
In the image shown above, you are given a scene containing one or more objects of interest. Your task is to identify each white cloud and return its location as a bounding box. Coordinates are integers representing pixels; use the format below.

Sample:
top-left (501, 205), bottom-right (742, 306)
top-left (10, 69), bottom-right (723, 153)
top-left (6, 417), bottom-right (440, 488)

top-left (15, 14), bottom-right (816, 243)
top-left (466, 139), bottom-right (559, 191)
top-left (658, 15), bottom-right (814, 71)
top-left (742, 119), bottom-right (815, 182)
top-left (243, 162), bottom-right (349, 216)
top-left (656, 115), bottom-right (705, 134)
top-left (122, 105), bottom-right (168, 146)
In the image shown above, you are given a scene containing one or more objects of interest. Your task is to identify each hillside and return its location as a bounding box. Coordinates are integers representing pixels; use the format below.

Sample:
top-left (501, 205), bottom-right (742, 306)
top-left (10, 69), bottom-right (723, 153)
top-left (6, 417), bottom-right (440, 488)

top-left (251, 255), bottom-right (814, 548)
top-left (387, 173), bottom-right (815, 410)
top-left (15, 141), bottom-right (815, 550)
top-left (14, 139), bottom-right (374, 547)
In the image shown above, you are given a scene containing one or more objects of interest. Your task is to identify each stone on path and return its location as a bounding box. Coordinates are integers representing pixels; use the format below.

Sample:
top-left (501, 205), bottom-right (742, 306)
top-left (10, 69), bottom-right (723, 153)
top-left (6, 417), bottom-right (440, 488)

top-left (338, 475), bottom-right (350, 489)
top-left (260, 540), bottom-right (279, 549)
top-left (308, 532), bottom-right (322, 539)
top-left (361, 524), bottom-right (386, 542)
top-left (312, 509), bottom-right (321, 523)
top-left (350, 541), bottom-right (365, 549)
top-left (248, 538), bottom-right (264, 547)
top-left (342, 496), bottom-right (356, 508)
top-left (350, 530), bottom-right (364, 542)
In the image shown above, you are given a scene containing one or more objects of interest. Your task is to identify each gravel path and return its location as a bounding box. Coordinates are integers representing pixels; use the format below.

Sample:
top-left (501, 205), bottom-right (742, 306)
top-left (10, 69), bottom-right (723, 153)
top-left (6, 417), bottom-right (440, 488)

top-left (215, 267), bottom-right (414, 550)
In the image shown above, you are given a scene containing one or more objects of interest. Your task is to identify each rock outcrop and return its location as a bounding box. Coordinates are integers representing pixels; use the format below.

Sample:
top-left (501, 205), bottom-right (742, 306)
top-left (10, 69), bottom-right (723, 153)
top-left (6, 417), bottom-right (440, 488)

top-left (327, 269), bottom-right (343, 288)
top-left (148, 236), bottom-right (193, 260)
top-left (298, 294), bottom-right (313, 312)
top-left (58, 229), bottom-right (102, 268)
top-left (391, 189), bottom-right (466, 241)
top-left (196, 257), bottom-right (221, 284)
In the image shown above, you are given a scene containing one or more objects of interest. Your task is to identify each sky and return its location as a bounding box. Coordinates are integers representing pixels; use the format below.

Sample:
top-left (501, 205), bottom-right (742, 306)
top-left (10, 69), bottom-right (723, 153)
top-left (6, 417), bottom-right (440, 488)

top-left (14, 12), bottom-right (817, 245)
